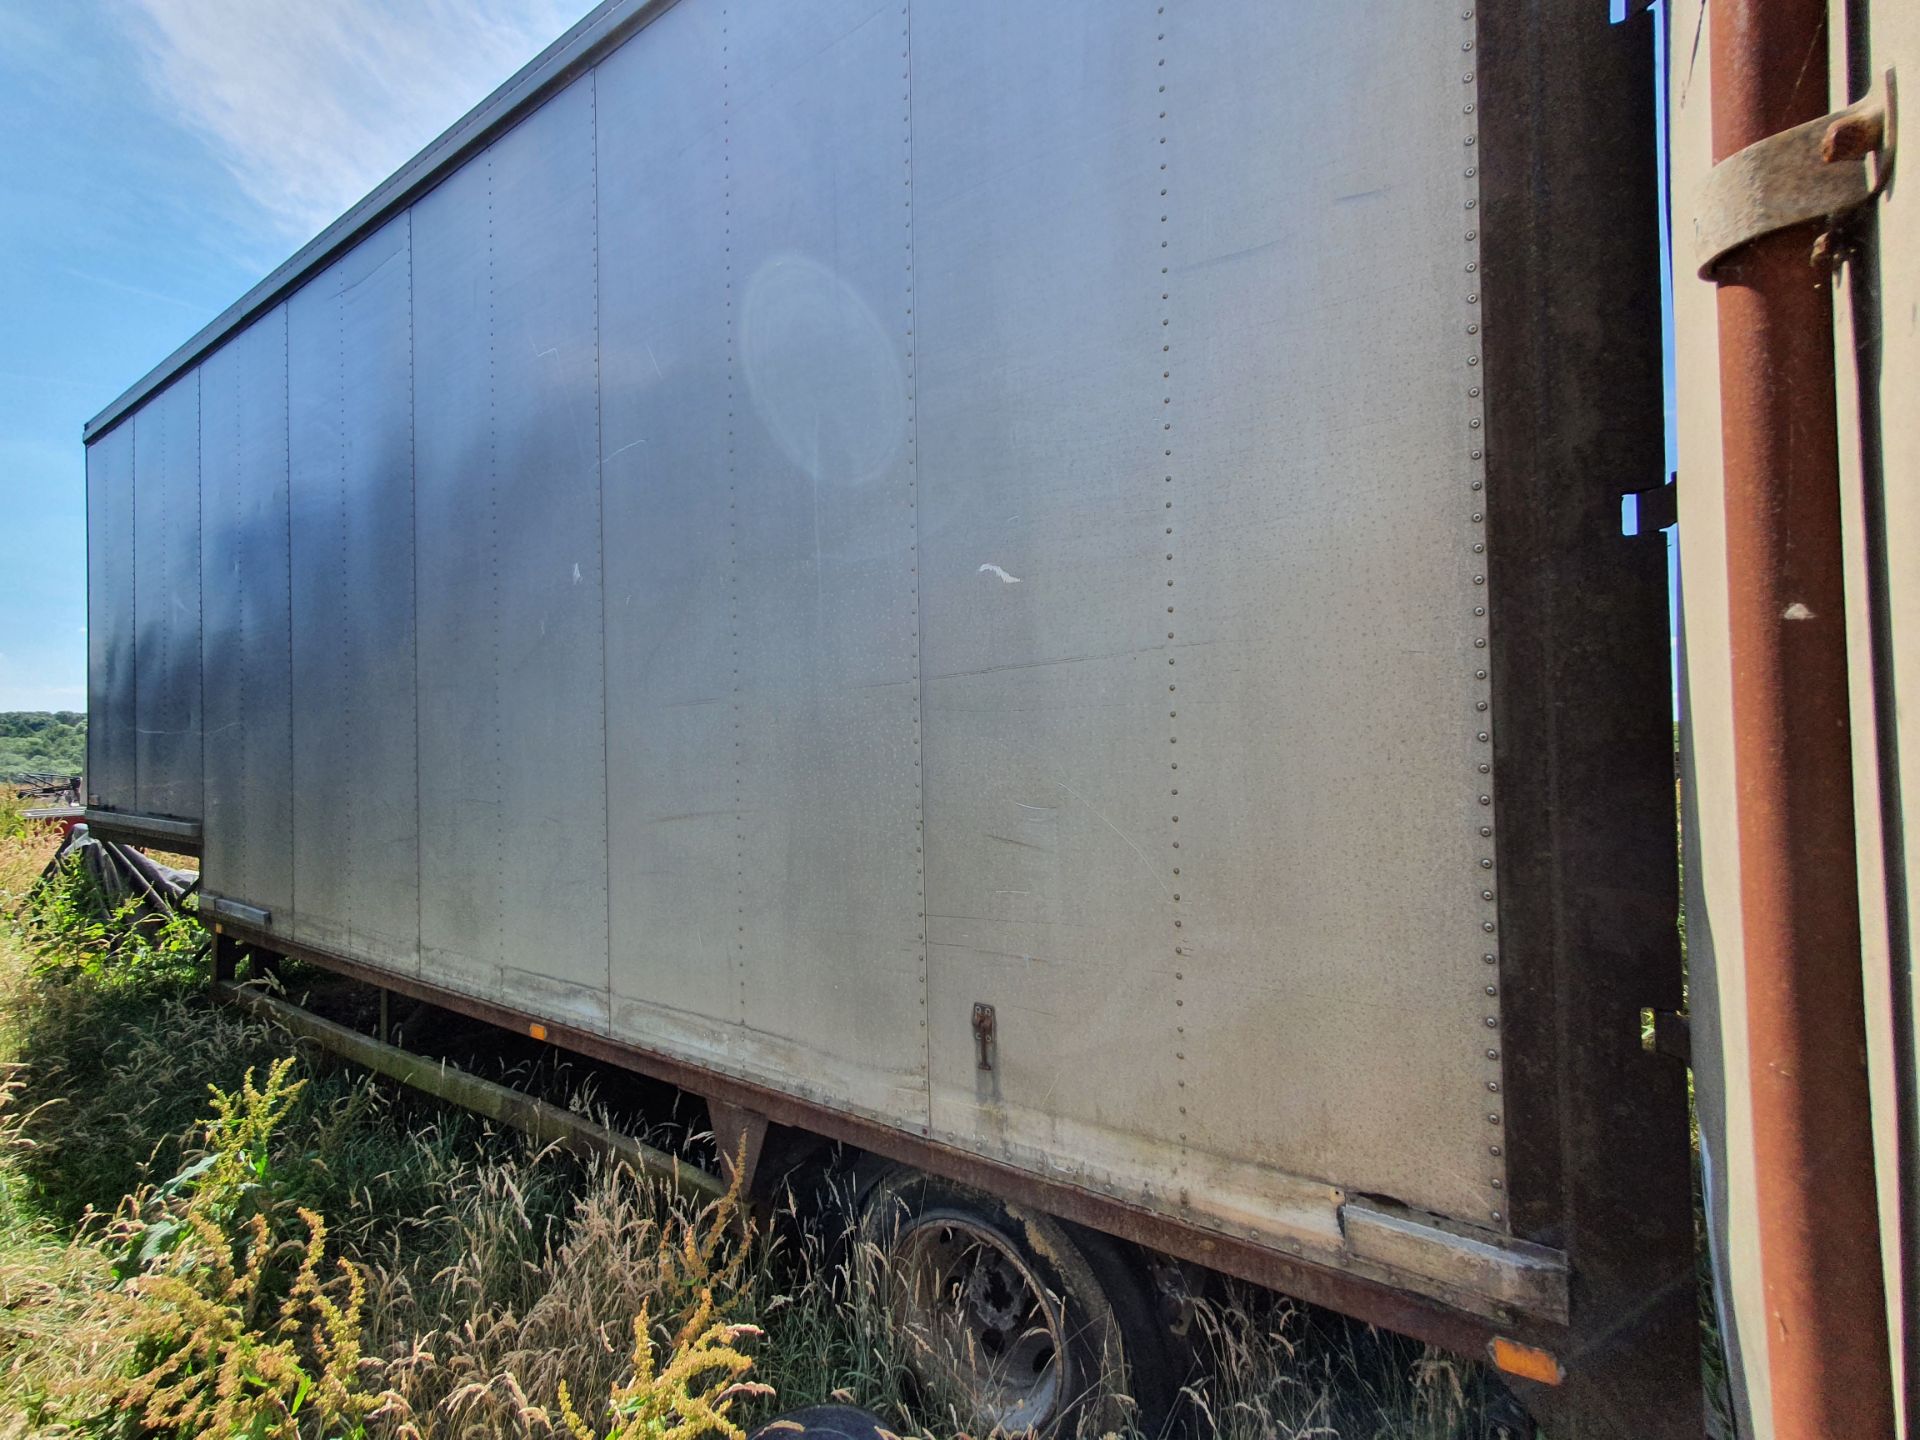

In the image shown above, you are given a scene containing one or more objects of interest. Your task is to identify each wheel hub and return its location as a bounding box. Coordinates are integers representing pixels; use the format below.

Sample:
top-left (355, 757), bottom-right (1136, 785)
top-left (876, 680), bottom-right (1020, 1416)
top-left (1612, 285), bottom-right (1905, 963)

top-left (892, 1214), bottom-right (1069, 1433)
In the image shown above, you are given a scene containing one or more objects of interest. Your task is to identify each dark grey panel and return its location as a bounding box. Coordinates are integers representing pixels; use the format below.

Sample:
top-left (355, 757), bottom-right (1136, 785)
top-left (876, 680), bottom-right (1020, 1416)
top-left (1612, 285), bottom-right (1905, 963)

top-left (85, 422), bottom-right (136, 808)
top-left (720, 0), bottom-right (926, 1117)
top-left (485, 78), bottom-right (609, 1027)
top-left (288, 218), bottom-right (419, 969)
top-left (414, 142), bottom-right (509, 1002)
top-left (132, 373), bottom-right (202, 820)
top-left (199, 307), bottom-right (293, 922)
top-left (599, 2), bottom-right (739, 1029)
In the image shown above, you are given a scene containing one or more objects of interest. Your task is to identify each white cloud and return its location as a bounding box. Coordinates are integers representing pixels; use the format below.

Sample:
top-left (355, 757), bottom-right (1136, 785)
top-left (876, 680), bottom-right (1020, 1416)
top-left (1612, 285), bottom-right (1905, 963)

top-left (121, 0), bottom-right (581, 241)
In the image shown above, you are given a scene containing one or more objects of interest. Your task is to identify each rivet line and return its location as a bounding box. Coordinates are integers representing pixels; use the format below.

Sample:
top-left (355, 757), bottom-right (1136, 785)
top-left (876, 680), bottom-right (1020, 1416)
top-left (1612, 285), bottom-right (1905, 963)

top-left (336, 248), bottom-right (353, 943)
top-left (1459, 5), bottom-right (1504, 1224)
top-left (905, 2), bottom-right (930, 1058)
top-left (487, 150), bottom-right (504, 971)
top-left (1154, 2), bottom-right (1192, 1204)
top-left (722, 12), bottom-right (746, 1025)
top-left (591, 70), bottom-right (612, 994)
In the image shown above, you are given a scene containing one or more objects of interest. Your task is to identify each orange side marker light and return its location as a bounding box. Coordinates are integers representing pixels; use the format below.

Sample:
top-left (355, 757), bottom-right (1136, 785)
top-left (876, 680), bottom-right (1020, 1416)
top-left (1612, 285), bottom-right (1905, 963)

top-left (528, 1023), bottom-right (548, 1042)
top-left (1489, 1337), bottom-right (1563, 1386)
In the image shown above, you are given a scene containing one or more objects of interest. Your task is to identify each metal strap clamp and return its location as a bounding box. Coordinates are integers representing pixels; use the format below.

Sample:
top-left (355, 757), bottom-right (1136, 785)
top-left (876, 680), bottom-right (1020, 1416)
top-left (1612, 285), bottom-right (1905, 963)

top-left (1694, 70), bottom-right (1897, 277)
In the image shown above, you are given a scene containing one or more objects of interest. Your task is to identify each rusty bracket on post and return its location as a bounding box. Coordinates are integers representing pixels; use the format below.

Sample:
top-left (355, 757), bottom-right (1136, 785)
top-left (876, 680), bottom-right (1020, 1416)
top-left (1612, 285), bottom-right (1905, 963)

top-left (1693, 71), bottom-right (1897, 277)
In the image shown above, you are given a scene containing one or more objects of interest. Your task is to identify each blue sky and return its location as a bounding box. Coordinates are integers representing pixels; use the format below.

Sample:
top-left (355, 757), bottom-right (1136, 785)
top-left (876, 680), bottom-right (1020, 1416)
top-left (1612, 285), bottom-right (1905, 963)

top-left (0, 0), bottom-right (579, 710)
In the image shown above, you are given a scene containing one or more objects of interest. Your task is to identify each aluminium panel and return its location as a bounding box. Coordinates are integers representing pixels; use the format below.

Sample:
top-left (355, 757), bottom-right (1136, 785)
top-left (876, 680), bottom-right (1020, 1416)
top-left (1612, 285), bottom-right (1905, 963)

top-left (414, 152), bottom-right (502, 1003)
top-left (131, 373), bottom-right (202, 820)
top-left (915, 0), bottom-right (1505, 1234)
top-left (486, 77), bottom-right (610, 1029)
top-left (336, 220), bottom-right (420, 968)
top-left (599, 1), bottom-right (742, 1032)
top-left (287, 272), bottom-right (351, 956)
top-left (1156, 4), bottom-right (1504, 1223)
top-left (716, 0), bottom-right (928, 1121)
top-left (911, 0), bottom-right (1176, 1204)
top-left (85, 422), bottom-right (136, 809)
top-left (199, 308), bottom-right (294, 924)
top-left (287, 217), bottom-right (419, 970)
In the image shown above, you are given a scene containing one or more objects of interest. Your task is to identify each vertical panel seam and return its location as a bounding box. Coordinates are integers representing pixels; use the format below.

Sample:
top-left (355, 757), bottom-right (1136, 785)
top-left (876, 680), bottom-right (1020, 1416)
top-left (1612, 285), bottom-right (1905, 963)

top-left (337, 267), bottom-right (355, 947)
top-left (407, 215), bottom-right (423, 975)
top-left (193, 373), bottom-right (203, 820)
top-left (1458, 6), bottom-right (1506, 1226)
top-left (284, 308), bottom-right (296, 932)
top-left (1154, 0), bottom-right (1191, 1218)
top-left (194, 372), bottom-right (203, 817)
top-left (156, 391), bottom-right (168, 814)
top-left (489, 150), bottom-right (505, 977)
top-left (129, 422), bottom-right (137, 808)
top-left (724, 7), bottom-right (744, 1028)
top-left (85, 446), bottom-right (95, 800)
top-left (235, 341), bottom-right (248, 893)
top-left (593, 68), bottom-right (614, 1008)
top-left (904, 0), bottom-right (929, 1131)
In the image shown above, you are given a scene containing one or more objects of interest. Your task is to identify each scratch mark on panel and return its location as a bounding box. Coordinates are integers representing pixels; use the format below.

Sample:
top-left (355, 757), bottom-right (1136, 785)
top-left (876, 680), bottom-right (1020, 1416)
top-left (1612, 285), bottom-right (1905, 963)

top-left (1052, 779), bottom-right (1172, 898)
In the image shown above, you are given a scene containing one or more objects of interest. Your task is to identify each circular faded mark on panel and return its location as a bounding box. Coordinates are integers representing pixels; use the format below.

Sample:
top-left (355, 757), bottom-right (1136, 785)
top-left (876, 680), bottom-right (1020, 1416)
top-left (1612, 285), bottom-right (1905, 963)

top-left (740, 254), bottom-right (906, 486)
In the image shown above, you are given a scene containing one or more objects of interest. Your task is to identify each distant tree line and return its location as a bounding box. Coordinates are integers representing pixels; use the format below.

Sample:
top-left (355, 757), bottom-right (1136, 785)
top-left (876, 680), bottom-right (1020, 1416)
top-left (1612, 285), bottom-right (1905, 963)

top-left (0, 712), bottom-right (86, 779)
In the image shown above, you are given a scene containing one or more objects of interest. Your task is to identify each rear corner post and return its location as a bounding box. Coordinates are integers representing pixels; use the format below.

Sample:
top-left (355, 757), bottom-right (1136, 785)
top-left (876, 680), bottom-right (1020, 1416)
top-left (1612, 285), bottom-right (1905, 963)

top-left (1476, 1), bottom-right (1700, 1433)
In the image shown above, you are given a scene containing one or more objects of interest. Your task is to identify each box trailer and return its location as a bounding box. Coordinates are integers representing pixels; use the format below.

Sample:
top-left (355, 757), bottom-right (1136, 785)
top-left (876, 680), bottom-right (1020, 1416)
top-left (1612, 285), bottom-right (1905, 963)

top-left (82, 1), bottom-right (1702, 1433)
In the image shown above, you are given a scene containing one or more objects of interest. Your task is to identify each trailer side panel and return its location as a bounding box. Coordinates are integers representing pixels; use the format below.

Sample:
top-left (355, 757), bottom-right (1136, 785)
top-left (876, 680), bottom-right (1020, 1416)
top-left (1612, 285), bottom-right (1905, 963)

top-left (201, 310), bottom-right (294, 921)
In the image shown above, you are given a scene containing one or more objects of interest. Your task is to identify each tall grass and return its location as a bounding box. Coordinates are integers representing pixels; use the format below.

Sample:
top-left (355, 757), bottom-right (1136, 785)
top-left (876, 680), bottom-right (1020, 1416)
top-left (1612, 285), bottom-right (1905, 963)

top-left (0, 797), bottom-right (1511, 1439)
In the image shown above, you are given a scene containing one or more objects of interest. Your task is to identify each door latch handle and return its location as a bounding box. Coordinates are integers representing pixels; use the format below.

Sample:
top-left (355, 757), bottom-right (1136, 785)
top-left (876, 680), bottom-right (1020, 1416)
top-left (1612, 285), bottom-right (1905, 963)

top-left (972, 1002), bottom-right (996, 1072)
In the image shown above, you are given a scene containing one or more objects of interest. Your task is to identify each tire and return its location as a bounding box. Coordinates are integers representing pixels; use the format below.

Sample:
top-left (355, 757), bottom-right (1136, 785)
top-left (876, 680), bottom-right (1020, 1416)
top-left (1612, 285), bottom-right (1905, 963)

top-left (859, 1167), bottom-right (1166, 1437)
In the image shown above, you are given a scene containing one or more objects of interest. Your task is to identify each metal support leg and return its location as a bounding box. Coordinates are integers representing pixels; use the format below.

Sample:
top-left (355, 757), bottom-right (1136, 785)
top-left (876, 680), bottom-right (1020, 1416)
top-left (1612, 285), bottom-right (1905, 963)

top-left (210, 930), bottom-right (237, 986)
top-left (707, 1098), bottom-right (770, 1211)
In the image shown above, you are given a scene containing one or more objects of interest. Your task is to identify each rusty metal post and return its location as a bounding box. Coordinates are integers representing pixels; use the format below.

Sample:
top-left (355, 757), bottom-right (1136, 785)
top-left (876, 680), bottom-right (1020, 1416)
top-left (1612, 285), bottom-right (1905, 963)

top-left (1707, 2), bottom-right (1895, 1435)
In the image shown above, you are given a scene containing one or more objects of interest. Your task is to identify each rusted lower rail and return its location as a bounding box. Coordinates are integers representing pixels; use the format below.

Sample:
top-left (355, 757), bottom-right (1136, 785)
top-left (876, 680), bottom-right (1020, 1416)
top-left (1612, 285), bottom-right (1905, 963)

top-left (215, 980), bottom-right (724, 1201)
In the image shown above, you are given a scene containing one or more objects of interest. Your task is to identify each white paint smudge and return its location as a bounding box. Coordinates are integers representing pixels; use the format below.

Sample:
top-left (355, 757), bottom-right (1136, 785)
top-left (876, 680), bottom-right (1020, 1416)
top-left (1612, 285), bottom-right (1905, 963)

top-left (978, 563), bottom-right (1022, 585)
top-left (1783, 602), bottom-right (1815, 620)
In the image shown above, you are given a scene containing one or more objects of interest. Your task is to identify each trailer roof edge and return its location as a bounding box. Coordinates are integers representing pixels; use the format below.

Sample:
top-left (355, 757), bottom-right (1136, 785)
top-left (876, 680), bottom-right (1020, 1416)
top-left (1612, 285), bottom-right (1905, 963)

top-left (83, 0), bottom-right (676, 445)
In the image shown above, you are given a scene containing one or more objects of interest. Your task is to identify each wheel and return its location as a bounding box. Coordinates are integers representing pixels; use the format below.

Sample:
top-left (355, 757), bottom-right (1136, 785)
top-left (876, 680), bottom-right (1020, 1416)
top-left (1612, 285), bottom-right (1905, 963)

top-left (859, 1168), bottom-right (1165, 1437)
